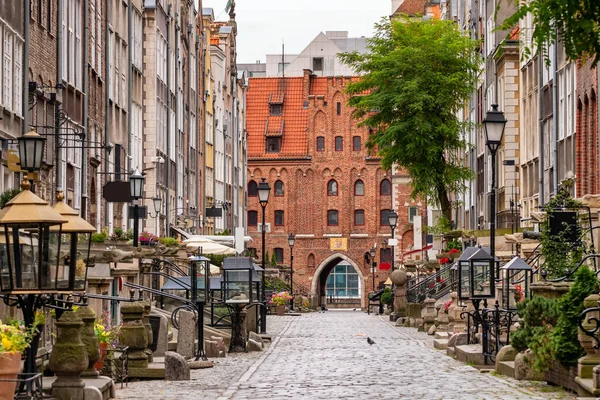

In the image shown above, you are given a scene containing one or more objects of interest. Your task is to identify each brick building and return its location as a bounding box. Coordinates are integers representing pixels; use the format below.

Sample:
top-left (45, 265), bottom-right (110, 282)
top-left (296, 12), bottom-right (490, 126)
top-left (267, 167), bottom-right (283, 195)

top-left (246, 71), bottom-right (424, 309)
top-left (575, 61), bottom-right (599, 197)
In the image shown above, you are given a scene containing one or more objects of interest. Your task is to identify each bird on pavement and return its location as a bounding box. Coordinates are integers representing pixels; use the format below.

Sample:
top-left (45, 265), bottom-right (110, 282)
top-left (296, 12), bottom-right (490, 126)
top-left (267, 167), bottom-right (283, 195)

top-left (367, 337), bottom-right (375, 345)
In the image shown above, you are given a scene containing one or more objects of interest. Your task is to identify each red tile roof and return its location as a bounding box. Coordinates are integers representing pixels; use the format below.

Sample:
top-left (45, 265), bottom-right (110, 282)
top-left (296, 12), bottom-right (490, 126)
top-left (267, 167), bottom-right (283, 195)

top-left (247, 77), bottom-right (309, 159)
top-left (393, 0), bottom-right (426, 16)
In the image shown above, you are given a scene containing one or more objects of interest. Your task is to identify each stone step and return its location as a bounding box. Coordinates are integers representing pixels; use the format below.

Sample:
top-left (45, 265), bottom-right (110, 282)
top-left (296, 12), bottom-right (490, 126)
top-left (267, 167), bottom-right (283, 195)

top-left (575, 377), bottom-right (600, 397)
top-left (434, 332), bottom-right (450, 339)
top-left (455, 344), bottom-right (486, 366)
top-left (446, 346), bottom-right (456, 358)
top-left (433, 338), bottom-right (448, 350)
top-left (496, 361), bottom-right (515, 378)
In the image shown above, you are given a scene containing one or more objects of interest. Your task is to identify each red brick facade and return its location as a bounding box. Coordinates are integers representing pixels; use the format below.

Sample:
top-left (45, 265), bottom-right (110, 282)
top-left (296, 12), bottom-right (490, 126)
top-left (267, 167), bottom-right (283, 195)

top-left (246, 71), bottom-right (423, 307)
top-left (576, 61), bottom-right (599, 197)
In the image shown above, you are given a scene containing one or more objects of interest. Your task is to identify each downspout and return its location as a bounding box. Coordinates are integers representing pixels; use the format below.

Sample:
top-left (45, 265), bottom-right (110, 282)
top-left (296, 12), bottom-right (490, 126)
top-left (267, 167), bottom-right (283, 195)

top-left (104, 0), bottom-right (111, 228)
top-left (23, 0), bottom-right (30, 135)
top-left (166, 4), bottom-right (171, 235)
top-left (82, 0), bottom-right (89, 217)
top-left (196, 33), bottom-right (202, 234)
top-left (212, 97), bottom-right (216, 233)
top-left (174, 17), bottom-right (180, 221)
top-left (551, 41), bottom-right (559, 195)
top-left (538, 54), bottom-right (545, 206)
top-left (55, 0), bottom-right (63, 200)
top-left (186, 24), bottom-right (192, 221)
top-left (127, 0), bottom-right (133, 229)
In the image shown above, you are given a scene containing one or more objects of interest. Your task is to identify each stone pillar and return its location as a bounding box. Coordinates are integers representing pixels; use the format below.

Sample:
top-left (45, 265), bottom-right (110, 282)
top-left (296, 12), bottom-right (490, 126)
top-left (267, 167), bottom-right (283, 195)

top-left (447, 292), bottom-right (457, 332)
top-left (76, 306), bottom-right (101, 377)
top-left (49, 312), bottom-right (88, 400)
top-left (120, 302), bottom-right (149, 369)
top-left (579, 294), bottom-right (600, 379)
top-left (450, 293), bottom-right (466, 333)
top-left (391, 270), bottom-right (408, 318)
top-left (142, 301), bottom-right (154, 363)
top-left (423, 298), bottom-right (437, 331)
top-left (437, 307), bottom-right (449, 332)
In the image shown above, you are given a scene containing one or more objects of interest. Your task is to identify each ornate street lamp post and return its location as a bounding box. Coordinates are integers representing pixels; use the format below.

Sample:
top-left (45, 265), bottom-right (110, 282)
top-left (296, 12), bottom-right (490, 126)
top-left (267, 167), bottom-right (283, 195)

top-left (129, 168), bottom-right (145, 247)
top-left (483, 104), bottom-right (507, 275)
top-left (257, 178), bottom-right (270, 333)
top-left (189, 255), bottom-right (210, 360)
top-left (288, 233), bottom-right (295, 311)
top-left (387, 210), bottom-right (398, 271)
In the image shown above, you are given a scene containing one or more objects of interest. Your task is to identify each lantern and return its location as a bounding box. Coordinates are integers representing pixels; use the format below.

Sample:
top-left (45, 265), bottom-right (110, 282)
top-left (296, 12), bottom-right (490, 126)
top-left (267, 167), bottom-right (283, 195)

top-left (129, 168), bottom-right (145, 200)
top-left (18, 129), bottom-right (46, 172)
top-left (51, 191), bottom-right (95, 291)
top-left (501, 256), bottom-right (532, 309)
top-left (222, 257), bottom-right (258, 303)
top-left (457, 246), bottom-right (480, 301)
top-left (468, 247), bottom-right (496, 299)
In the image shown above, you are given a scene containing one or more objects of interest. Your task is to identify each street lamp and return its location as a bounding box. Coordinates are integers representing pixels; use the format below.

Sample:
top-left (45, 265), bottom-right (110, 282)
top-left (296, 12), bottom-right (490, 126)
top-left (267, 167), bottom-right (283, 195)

top-left (387, 210), bottom-right (398, 271)
top-left (257, 177), bottom-right (270, 333)
top-left (18, 129), bottom-right (46, 172)
top-left (189, 255), bottom-right (210, 360)
top-left (149, 196), bottom-right (162, 218)
top-left (288, 233), bottom-right (295, 310)
top-left (129, 168), bottom-right (145, 247)
top-left (501, 256), bottom-right (532, 310)
top-left (370, 246), bottom-right (377, 292)
top-left (483, 104), bottom-right (507, 270)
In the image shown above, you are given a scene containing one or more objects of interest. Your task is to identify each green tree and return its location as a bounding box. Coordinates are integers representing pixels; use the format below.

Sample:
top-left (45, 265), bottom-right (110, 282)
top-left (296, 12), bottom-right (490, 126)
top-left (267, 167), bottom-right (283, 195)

top-left (500, 0), bottom-right (600, 66)
top-left (340, 18), bottom-right (480, 221)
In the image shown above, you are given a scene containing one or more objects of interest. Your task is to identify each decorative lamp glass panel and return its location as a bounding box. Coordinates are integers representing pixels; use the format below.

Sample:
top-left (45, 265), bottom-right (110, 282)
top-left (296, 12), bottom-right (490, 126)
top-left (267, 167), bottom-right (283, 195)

top-left (189, 256), bottom-right (211, 302)
top-left (483, 104), bottom-right (507, 152)
top-left (153, 197), bottom-right (162, 215)
top-left (387, 210), bottom-right (398, 228)
top-left (129, 169), bottom-right (145, 199)
top-left (18, 130), bottom-right (46, 171)
top-left (222, 258), bottom-right (256, 303)
top-left (470, 260), bottom-right (493, 298)
top-left (457, 246), bottom-right (479, 300)
top-left (501, 256), bottom-right (532, 309)
top-left (257, 178), bottom-right (271, 205)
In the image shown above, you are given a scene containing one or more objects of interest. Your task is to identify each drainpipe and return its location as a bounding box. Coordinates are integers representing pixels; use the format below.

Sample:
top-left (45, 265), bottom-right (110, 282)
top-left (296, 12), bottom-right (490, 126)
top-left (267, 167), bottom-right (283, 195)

top-left (82, 0), bottom-right (89, 218)
top-left (23, 0), bottom-right (30, 135)
top-left (174, 17), bottom-right (180, 222)
top-left (212, 97), bottom-right (216, 233)
top-left (538, 54), bottom-right (545, 207)
top-left (187, 24), bottom-right (192, 221)
top-left (104, 0), bottom-right (111, 229)
top-left (166, 4), bottom-right (171, 235)
top-left (551, 41), bottom-right (559, 196)
top-left (56, 0), bottom-right (64, 200)
top-left (127, 0), bottom-right (133, 229)
top-left (196, 33), bottom-right (202, 234)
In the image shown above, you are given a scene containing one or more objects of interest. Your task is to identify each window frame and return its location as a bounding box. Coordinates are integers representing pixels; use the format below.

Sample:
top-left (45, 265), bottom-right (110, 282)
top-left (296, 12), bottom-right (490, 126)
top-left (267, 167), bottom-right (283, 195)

top-left (248, 180), bottom-right (258, 197)
top-left (316, 136), bottom-right (325, 152)
top-left (274, 180), bottom-right (284, 196)
top-left (248, 210), bottom-right (258, 226)
top-left (270, 103), bottom-right (283, 116)
top-left (408, 206), bottom-right (418, 223)
top-left (336, 102), bottom-right (341, 115)
top-left (352, 136), bottom-right (361, 151)
top-left (274, 210), bottom-right (285, 226)
top-left (354, 209), bottom-right (365, 226)
top-left (354, 180), bottom-right (364, 196)
top-left (380, 179), bottom-right (391, 195)
top-left (327, 179), bottom-right (338, 196)
top-left (266, 137), bottom-right (282, 153)
top-left (327, 210), bottom-right (339, 226)
top-left (380, 209), bottom-right (392, 226)
top-left (274, 248), bottom-right (284, 264)
top-left (335, 136), bottom-right (343, 151)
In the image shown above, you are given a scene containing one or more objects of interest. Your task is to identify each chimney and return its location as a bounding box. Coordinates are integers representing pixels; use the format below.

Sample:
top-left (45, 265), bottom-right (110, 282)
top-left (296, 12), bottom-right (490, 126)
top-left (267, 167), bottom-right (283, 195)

top-left (303, 69), bottom-right (312, 100)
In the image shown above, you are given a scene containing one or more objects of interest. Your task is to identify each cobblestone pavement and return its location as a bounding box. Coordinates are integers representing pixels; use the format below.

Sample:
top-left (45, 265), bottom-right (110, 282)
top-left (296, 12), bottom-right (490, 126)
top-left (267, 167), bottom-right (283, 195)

top-left (118, 311), bottom-right (576, 400)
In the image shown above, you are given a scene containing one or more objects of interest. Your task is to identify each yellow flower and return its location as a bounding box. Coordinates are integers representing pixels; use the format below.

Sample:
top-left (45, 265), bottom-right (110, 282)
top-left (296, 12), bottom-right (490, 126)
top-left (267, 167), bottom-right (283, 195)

top-left (2, 336), bottom-right (12, 350)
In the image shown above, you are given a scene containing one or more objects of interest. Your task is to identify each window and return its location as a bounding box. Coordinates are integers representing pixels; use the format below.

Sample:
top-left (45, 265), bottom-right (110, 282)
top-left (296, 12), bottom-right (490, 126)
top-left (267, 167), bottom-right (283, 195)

top-left (274, 248), bottom-right (284, 264)
top-left (327, 180), bottom-right (338, 196)
top-left (37, 0), bottom-right (43, 22)
top-left (335, 136), bottom-right (343, 151)
top-left (274, 180), bottom-right (284, 196)
top-left (277, 62), bottom-right (289, 73)
top-left (313, 57), bottom-right (323, 71)
top-left (353, 136), bottom-right (361, 151)
top-left (381, 248), bottom-right (392, 264)
top-left (354, 210), bottom-right (365, 226)
top-left (327, 210), bottom-right (339, 226)
top-left (3, 30), bottom-right (13, 110)
top-left (270, 104), bottom-right (282, 116)
top-left (408, 206), bottom-right (418, 223)
top-left (317, 136), bottom-right (325, 151)
top-left (275, 210), bottom-right (284, 226)
top-left (380, 209), bottom-right (392, 226)
top-left (326, 263), bottom-right (359, 298)
top-left (354, 180), bottom-right (364, 196)
top-left (380, 179), bottom-right (391, 195)
top-left (266, 137), bottom-right (281, 153)
top-left (248, 180), bottom-right (258, 197)
top-left (336, 102), bottom-right (341, 115)
top-left (248, 210), bottom-right (258, 226)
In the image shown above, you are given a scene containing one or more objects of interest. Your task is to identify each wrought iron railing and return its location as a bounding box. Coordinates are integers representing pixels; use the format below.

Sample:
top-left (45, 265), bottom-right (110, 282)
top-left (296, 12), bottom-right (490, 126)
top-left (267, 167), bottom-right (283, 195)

top-left (407, 262), bottom-right (455, 304)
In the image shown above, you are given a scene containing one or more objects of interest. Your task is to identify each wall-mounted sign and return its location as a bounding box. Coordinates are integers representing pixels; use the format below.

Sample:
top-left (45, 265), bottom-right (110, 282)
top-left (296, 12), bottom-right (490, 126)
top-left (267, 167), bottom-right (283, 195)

top-left (329, 238), bottom-right (347, 251)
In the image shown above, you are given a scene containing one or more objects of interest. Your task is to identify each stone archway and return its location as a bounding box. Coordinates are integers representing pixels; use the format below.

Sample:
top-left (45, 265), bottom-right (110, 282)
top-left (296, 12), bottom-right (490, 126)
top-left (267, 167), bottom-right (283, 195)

top-left (311, 253), bottom-right (366, 309)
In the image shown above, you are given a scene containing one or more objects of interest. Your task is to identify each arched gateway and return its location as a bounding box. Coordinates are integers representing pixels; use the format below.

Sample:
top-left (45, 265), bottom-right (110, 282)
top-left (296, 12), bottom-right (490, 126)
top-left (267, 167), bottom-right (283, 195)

top-left (311, 253), bottom-right (366, 309)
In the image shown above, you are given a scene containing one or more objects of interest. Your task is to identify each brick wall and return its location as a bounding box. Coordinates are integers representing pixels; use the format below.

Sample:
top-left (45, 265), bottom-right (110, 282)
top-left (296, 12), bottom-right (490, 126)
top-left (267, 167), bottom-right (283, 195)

top-left (576, 61), bottom-right (599, 197)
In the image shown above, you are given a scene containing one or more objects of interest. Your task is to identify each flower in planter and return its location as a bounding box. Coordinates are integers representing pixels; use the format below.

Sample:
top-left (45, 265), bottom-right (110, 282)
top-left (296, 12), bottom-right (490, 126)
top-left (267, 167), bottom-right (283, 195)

top-left (514, 284), bottom-right (524, 303)
top-left (139, 231), bottom-right (159, 244)
top-left (0, 314), bottom-right (43, 354)
top-left (94, 322), bottom-right (120, 347)
top-left (439, 257), bottom-right (450, 265)
top-left (443, 300), bottom-right (453, 314)
top-left (270, 291), bottom-right (292, 306)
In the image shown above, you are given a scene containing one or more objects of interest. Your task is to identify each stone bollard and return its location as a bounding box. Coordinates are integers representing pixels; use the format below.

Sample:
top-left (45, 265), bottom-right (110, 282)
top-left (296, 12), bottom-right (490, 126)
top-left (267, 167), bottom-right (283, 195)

top-left (142, 301), bottom-right (154, 362)
top-left (391, 270), bottom-right (408, 317)
top-left (450, 293), bottom-right (466, 333)
top-left (437, 306), bottom-right (449, 332)
top-left (76, 306), bottom-right (101, 377)
top-left (49, 311), bottom-right (89, 400)
top-left (578, 294), bottom-right (600, 379)
top-left (423, 298), bottom-right (437, 331)
top-left (120, 302), bottom-right (149, 369)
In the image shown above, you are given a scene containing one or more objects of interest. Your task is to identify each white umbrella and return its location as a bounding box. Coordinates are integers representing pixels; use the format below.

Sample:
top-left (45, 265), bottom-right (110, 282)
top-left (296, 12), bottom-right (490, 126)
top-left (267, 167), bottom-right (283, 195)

top-left (186, 240), bottom-right (236, 255)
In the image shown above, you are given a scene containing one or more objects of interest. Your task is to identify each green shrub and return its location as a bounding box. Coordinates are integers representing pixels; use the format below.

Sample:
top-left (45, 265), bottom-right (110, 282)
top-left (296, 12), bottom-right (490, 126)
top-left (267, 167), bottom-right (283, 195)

top-left (0, 187), bottom-right (20, 209)
top-left (380, 287), bottom-right (393, 305)
top-left (552, 265), bottom-right (599, 367)
top-left (159, 237), bottom-right (180, 247)
top-left (91, 233), bottom-right (107, 243)
top-left (271, 252), bottom-right (278, 266)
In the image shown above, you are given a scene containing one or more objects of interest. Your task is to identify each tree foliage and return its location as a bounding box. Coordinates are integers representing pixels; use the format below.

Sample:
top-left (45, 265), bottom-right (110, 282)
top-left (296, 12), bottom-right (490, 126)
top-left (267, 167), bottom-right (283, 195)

top-left (340, 18), bottom-right (480, 220)
top-left (500, 0), bottom-right (600, 66)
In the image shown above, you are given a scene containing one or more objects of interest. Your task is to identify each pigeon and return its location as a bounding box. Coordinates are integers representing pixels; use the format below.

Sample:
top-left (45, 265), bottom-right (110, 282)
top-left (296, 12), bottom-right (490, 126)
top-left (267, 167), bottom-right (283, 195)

top-left (367, 337), bottom-right (375, 345)
top-left (353, 308), bottom-right (356, 311)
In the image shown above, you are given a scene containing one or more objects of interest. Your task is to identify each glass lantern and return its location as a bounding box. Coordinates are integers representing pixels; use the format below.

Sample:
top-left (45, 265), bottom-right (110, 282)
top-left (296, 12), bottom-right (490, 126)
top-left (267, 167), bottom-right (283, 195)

top-left (222, 257), bottom-right (256, 303)
top-left (468, 248), bottom-right (496, 299)
top-left (457, 246), bottom-right (480, 301)
top-left (189, 255), bottom-right (211, 303)
top-left (501, 256), bottom-right (532, 309)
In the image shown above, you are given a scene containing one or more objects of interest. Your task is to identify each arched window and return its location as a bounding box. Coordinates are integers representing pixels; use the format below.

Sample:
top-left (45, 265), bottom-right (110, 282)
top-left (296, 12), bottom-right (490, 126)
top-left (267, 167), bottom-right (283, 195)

top-left (248, 180), bottom-right (258, 197)
top-left (354, 180), bottom-right (364, 196)
top-left (248, 210), bottom-right (258, 226)
top-left (274, 180), bottom-right (284, 196)
top-left (327, 179), bottom-right (338, 196)
top-left (380, 179), bottom-right (391, 195)
top-left (308, 253), bottom-right (315, 268)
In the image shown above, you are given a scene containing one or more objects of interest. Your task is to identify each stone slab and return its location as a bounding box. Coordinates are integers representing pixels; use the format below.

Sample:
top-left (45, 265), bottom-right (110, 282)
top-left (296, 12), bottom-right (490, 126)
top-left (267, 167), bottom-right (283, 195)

top-left (434, 332), bottom-right (450, 340)
top-left (496, 361), bottom-right (515, 378)
top-left (42, 376), bottom-right (115, 400)
top-left (433, 339), bottom-right (448, 350)
top-left (187, 360), bottom-right (214, 369)
top-left (455, 344), bottom-right (486, 366)
top-left (128, 363), bottom-right (166, 379)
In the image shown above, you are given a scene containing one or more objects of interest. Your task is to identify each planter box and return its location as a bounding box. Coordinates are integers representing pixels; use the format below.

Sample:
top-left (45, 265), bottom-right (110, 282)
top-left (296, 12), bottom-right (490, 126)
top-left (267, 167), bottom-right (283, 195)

top-left (545, 362), bottom-right (579, 394)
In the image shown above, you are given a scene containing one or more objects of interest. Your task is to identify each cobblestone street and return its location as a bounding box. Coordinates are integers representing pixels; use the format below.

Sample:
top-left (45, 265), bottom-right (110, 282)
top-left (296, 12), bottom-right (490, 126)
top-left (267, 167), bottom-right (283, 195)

top-left (118, 311), bottom-right (575, 400)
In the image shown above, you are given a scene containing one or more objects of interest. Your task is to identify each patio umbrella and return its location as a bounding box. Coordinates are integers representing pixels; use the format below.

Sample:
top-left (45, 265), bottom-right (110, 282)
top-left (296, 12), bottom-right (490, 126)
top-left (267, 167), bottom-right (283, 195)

top-left (186, 240), bottom-right (236, 255)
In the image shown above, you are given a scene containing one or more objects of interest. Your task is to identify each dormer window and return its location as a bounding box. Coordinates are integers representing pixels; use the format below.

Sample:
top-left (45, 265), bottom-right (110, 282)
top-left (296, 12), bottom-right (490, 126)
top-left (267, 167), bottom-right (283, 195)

top-left (270, 104), bottom-right (283, 116)
top-left (266, 137), bottom-right (282, 153)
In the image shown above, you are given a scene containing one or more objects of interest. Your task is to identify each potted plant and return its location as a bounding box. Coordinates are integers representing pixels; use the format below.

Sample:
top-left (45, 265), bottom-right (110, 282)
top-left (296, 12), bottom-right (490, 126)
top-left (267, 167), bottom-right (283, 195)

top-left (94, 322), bottom-right (118, 371)
top-left (0, 318), bottom-right (39, 399)
top-left (139, 231), bottom-right (159, 246)
top-left (270, 292), bottom-right (292, 316)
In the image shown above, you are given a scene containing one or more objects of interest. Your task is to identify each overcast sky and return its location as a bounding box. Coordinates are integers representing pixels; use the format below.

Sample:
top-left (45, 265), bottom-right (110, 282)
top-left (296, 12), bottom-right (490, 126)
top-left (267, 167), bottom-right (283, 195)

top-left (202, 0), bottom-right (391, 63)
